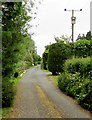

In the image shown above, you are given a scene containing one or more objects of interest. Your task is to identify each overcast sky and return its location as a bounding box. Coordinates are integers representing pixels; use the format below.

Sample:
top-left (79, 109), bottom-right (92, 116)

top-left (30, 0), bottom-right (91, 56)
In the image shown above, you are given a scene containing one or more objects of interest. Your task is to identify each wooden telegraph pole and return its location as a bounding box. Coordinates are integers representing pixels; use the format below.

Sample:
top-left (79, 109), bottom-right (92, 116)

top-left (64, 9), bottom-right (82, 42)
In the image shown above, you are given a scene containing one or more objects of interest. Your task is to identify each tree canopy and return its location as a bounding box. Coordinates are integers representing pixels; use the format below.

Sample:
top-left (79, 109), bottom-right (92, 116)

top-left (2, 2), bottom-right (41, 107)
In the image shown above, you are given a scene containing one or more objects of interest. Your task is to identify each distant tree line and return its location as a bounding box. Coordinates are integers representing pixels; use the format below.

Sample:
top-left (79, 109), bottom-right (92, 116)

top-left (77, 31), bottom-right (92, 41)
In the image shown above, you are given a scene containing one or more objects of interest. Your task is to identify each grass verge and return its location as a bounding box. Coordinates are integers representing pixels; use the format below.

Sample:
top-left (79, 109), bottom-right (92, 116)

top-left (47, 74), bottom-right (59, 86)
top-left (2, 70), bottom-right (26, 118)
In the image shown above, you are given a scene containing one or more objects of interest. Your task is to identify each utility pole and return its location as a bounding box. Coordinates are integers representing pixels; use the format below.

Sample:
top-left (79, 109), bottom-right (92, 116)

top-left (64, 9), bottom-right (82, 42)
top-left (72, 10), bottom-right (74, 42)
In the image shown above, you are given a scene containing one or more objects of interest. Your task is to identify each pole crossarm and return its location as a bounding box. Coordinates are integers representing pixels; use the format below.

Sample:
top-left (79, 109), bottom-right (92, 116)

top-left (64, 9), bottom-right (82, 12)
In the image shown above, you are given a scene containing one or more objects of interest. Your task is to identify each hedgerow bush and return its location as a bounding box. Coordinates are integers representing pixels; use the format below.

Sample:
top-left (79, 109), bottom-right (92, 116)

top-left (41, 50), bottom-right (48, 70)
top-left (64, 57), bottom-right (92, 78)
top-left (58, 73), bottom-right (92, 111)
top-left (74, 39), bottom-right (92, 57)
top-left (2, 78), bottom-right (16, 107)
top-left (48, 41), bottom-right (71, 75)
top-left (58, 57), bottom-right (92, 112)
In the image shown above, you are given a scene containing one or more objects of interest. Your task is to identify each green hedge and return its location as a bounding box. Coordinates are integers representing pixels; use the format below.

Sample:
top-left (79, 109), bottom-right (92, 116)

top-left (41, 50), bottom-right (48, 70)
top-left (48, 41), bottom-right (71, 75)
top-left (2, 78), bottom-right (16, 107)
top-left (64, 57), bottom-right (92, 78)
top-left (58, 57), bottom-right (92, 112)
top-left (74, 39), bottom-right (92, 57)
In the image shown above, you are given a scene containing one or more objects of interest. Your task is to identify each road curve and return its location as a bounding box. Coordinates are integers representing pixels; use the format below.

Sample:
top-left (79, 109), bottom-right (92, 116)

top-left (8, 66), bottom-right (92, 118)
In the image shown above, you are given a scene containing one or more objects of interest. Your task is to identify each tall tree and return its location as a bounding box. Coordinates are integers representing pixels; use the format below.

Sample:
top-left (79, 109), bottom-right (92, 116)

top-left (2, 1), bottom-right (39, 107)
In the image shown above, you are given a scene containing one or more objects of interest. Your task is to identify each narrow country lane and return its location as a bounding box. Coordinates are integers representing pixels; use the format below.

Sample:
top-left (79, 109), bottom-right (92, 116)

top-left (8, 66), bottom-right (92, 118)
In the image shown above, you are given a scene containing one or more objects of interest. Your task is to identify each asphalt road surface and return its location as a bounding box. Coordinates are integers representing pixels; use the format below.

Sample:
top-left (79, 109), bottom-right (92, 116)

top-left (8, 66), bottom-right (92, 118)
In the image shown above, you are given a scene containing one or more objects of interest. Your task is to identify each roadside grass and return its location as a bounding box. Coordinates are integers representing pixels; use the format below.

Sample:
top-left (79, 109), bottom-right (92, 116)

top-left (43, 69), bottom-right (49, 72)
top-left (43, 69), bottom-right (59, 86)
top-left (2, 107), bottom-right (11, 118)
top-left (47, 74), bottom-right (59, 86)
top-left (2, 70), bottom-right (26, 118)
top-left (0, 108), bottom-right (2, 119)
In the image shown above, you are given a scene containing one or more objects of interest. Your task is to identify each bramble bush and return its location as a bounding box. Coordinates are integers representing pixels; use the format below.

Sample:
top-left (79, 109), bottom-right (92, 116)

top-left (58, 57), bottom-right (92, 112)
